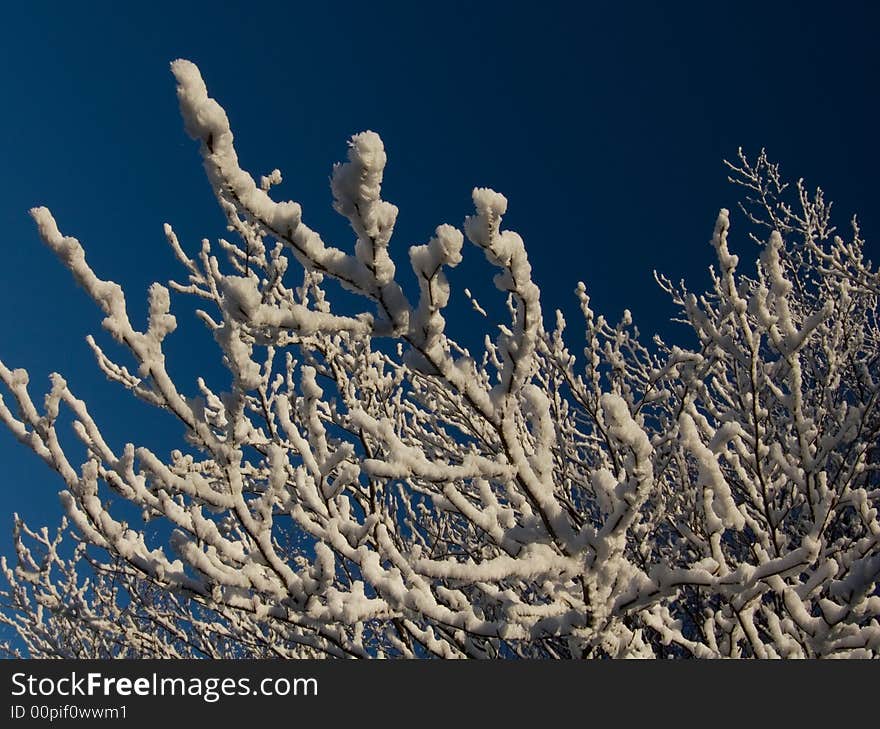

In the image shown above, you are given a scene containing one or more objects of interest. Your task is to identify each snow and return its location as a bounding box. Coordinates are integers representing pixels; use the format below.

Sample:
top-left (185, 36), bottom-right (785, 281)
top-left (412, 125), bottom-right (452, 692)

top-left (3, 65), bottom-right (879, 660)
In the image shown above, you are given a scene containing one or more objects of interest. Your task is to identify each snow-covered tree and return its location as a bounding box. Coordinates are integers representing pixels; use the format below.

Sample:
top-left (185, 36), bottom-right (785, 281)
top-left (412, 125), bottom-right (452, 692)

top-left (1, 61), bottom-right (878, 659)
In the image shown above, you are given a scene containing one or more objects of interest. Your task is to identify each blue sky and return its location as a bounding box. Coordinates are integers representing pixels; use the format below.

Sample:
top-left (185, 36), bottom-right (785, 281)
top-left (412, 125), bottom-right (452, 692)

top-left (0, 1), bottom-right (877, 561)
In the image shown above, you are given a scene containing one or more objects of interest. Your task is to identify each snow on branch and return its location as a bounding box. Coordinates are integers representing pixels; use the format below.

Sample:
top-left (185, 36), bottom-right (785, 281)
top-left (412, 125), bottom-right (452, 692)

top-left (1, 62), bottom-right (878, 659)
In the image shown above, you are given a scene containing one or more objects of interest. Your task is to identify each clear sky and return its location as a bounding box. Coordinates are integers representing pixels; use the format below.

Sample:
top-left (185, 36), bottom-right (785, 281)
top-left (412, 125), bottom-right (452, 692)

top-left (0, 2), bottom-right (877, 563)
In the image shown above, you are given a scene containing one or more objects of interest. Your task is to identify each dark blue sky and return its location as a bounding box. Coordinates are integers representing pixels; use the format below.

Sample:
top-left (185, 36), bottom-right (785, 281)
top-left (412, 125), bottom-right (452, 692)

top-left (0, 2), bottom-right (877, 554)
